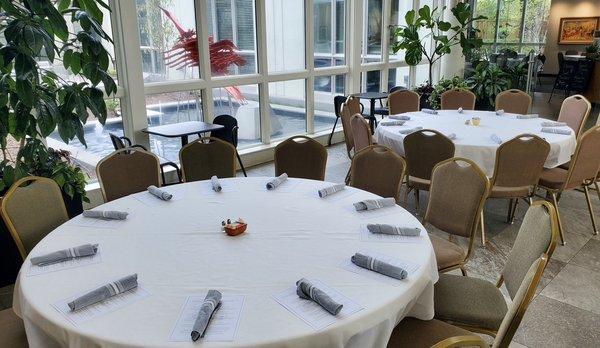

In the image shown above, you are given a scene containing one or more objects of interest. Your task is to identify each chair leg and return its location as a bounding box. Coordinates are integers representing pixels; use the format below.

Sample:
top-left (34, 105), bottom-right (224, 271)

top-left (345, 167), bottom-right (351, 184)
top-left (480, 210), bottom-right (486, 246)
top-left (551, 192), bottom-right (566, 245)
top-left (414, 189), bottom-right (420, 216)
top-left (595, 181), bottom-right (600, 202)
top-left (583, 185), bottom-right (599, 235)
top-left (327, 117), bottom-right (339, 146)
top-left (460, 266), bottom-right (468, 276)
top-left (404, 186), bottom-right (412, 206)
top-left (236, 151), bottom-right (247, 177)
top-left (510, 198), bottom-right (519, 224)
top-left (506, 199), bottom-right (514, 223)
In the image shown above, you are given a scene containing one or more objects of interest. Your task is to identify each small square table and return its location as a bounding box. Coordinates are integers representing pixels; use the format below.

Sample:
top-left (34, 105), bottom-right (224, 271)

top-left (142, 121), bottom-right (224, 146)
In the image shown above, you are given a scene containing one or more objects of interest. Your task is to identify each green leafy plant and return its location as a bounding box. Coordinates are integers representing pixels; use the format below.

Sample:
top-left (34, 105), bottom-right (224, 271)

top-left (504, 62), bottom-right (528, 90)
top-left (391, 2), bottom-right (486, 85)
top-left (428, 76), bottom-right (469, 110)
top-left (585, 42), bottom-right (599, 54)
top-left (0, 0), bottom-right (116, 198)
top-left (467, 62), bottom-right (510, 110)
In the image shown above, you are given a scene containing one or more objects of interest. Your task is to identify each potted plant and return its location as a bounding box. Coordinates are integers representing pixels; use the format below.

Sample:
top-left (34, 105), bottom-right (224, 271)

top-left (467, 62), bottom-right (511, 110)
top-left (428, 76), bottom-right (470, 110)
top-left (585, 43), bottom-right (599, 60)
top-left (391, 2), bottom-right (485, 99)
top-left (0, 0), bottom-right (115, 285)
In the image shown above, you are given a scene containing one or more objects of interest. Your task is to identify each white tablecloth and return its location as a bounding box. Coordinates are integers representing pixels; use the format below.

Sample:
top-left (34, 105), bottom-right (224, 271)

top-left (375, 110), bottom-right (577, 176)
top-left (14, 178), bottom-right (438, 348)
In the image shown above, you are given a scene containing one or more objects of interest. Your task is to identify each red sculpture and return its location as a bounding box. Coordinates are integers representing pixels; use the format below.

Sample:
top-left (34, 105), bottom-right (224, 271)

top-left (161, 8), bottom-right (247, 102)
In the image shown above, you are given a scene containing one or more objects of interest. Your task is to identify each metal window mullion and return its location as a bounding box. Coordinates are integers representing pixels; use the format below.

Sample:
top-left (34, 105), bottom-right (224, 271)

top-left (408, 0), bottom-right (419, 87)
top-left (306, 0), bottom-right (315, 134)
top-left (493, 0), bottom-right (501, 51)
top-left (380, 0), bottom-right (391, 92)
top-left (255, 0), bottom-right (271, 144)
top-left (518, 0), bottom-right (528, 48)
top-left (196, 0), bottom-right (215, 122)
top-left (348, 0), bottom-right (363, 94)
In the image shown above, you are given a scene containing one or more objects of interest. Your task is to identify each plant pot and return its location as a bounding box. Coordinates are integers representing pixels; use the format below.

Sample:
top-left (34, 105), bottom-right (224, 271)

top-left (62, 192), bottom-right (84, 219)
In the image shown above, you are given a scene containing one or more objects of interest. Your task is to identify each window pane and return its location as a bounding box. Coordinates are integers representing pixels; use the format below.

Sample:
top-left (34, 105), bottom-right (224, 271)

top-left (146, 91), bottom-right (204, 162)
top-left (498, 0), bottom-right (524, 43)
top-left (388, 67), bottom-right (410, 90)
top-left (269, 80), bottom-right (306, 139)
top-left (415, 65), bottom-right (430, 87)
top-left (314, 0), bottom-right (346, 67)
top-left (315, 75), bottom-right (345, 132)
top-left (266, 0), bottom-right (306, 72)
top-left (390, 0), bottom-right (412, 61)
top-left (47, 99), bottom-right (125, 182)
top-left (136, 0), bottom-right (200, 82)
top-left (363, 0), bottom-right (383, 62)
top-left (475, 0), bottom-right (499, 43)
top-left (522, 0), bottom-right (551, 43)
top-left (207, 0), bottom-right (258, 76)
top-left (364, 70), bottom-right (381, 92)
top-left (335, 0), bottom-right (345, 54)
top-left (314, 0), bottom-right (332, 53)
top-left (212, 84), bottom-right (261, 149)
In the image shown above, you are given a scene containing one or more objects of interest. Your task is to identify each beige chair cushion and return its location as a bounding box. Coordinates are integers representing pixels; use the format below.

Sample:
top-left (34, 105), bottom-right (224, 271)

top-left (430, 234), bottom-right (466, 270)
top-left (0, 309), bottom-right (28, 347)
top-left (434, 273), bottom-right (508, 331)
top-left (538, 167), bottom-right (568, 190)
top-left (387, 317), bottom-right (472, 348)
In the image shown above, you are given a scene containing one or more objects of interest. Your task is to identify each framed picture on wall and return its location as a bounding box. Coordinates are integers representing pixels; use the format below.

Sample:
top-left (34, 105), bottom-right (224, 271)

top-left (558, 17), bottom-right (600, 44)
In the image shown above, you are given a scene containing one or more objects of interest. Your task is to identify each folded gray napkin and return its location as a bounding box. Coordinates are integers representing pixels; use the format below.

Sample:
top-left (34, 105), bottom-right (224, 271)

top-left (366, 224), bottom-right (420, 236)
top-left (266, 173), bottom-right (288, 190)
top-left (191, 290), bottom-right (222, 341)
top-left (446, 133), bottom-right (457, 140)
top-left (68, 274), bottom-right (138, 311)
top-left (380, 120), bottom-right (405, 126)
top-left (491, 134), bottom-right (503, 144)
top-left (495, 109), bottom-right (504, 115)
top-left (211, 175), bottom-right (222, 192)
top-left (318, 184), bottom-right (346, 198)
top-left (399, 126), bottom-right (423, 135)
top-left (458, 107), bottom-right (464, 114)
top-left (82, 210), bottom-right (128, 220)
top-left (148, 185), bottom-right (172, 201)
top-left (389, 115), bottom-right (411, 121)
top-left (296, 278), bottom-right (343, 315)
top-left (353, 197), bottom-right (396, 211)
top-left (421, 109), bottom-right (438, 115)
top-left (31, 244), bottom-right (99, 266)
top-left (541, 127), bottom-right (571, 135)
top-left (516, 114), bottom-right (538, 119)
top-left (541, 121), bottom-right (568, 127)
top-left (351, 253), bottom-right (407, 280)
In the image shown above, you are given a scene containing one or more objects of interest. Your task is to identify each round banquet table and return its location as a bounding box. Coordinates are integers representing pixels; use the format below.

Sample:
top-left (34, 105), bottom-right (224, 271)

top-left (13, 177), bottom-right (438, 348)
top-left (375, 110), bottom-right (577, 177)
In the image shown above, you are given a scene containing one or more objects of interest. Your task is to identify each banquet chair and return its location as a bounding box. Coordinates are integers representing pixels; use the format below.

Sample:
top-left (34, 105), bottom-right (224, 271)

top-left (274, 136), bottom-right (327, 181)
top-left (403, 129), bottom-right (455, 215)
top-left (388, 89), bottom-right (420, 115)
top-left (387, 254), bottom-right (549, 348)
top-left (481, 134), bottom-right (550, 245)
top-left (1, 176), bottom-right (69, 259)
top-left (350, 114), bottom-right (374, 154)
top-left (97, 148), bottom-right (161, 202)
top-left (179, 137), bottom-right (236, 182)
top-left (210, 115), bottom-right (247, 177)
top-left (494, 89), bottom-right (532, 115)
top-left (433, 201), bottom-right (558, 335)
top-left (556, 94), bottom-right (592, 138)
top-left (349, 145), bottom-right (405, 201)
top-left (373, 85), bottom-right (407, 117)
top-left (440, 89), bottom-right (476, 110)
top-left (425, 158), bottom-right (489, 275)
top-left (538, 125), bottom-right (600, 245)
top-left (328, 95), bottom-right (348, 146)
top-left (340, 97), bottom-right (364, 159)
top-left (109, 133), bottom-right (181, 184)
top-left (0, 309), bottom-right (27, 348)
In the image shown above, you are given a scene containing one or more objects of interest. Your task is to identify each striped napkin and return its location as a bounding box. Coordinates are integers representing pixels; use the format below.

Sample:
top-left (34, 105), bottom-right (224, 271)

top-left (148, 185), bottom-right (172, 201)
top-left (541, 121), bottom-right (568, 127)
top-left (31, 244), bottom-right (98, 266)
top-left (296, 278), bottom-right (343, 315)
top-left (68, 274), bottom-right (138, 311)
top-left (495, 109), bottom-right (505, 115)
top-left (351, 253), bottom-right (407, 280)
top-left (82, 210), bottom-right (128, 220)
top-left (318, 184), bottom-right (345, 198)
top-left (399, 127), bottom-right (423, 135)
top-left (421, 109), bottom-right (438, 115)
top-left (541, 127), bottom-right (571, 135)
top-left (516, 114), bottom-right (539, 119)
top-left (367, 224), bottom-right (420, 236)
top-left (491, 134), bottom-right (503, 144)
top-left (353, 198), bottom-right (395, 211)
top-left (380, 120), bottom-right (405, 126)
top-left (211, 176), bottom-right (222, 192)
top-left (192, 290), bottom-right (222, 341)
top-left (389, 115), bottom-right (411, 121)
top-left (266, 173), bottom-right (288, 190)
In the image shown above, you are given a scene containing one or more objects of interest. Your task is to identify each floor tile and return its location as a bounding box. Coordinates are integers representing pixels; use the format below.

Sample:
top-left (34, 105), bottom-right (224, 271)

top-left (570, 239), bottom-right (600, 273)
top-left (541, 263), bottom-right (600, 315)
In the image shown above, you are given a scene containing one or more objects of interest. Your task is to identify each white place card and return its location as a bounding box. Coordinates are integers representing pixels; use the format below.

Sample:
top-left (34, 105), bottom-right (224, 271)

top-left (28, 251), bottom-right (102, 276)
top-left (66, 214), bottom-right (131, 229)
top-left (273, 279), bottom-right (363, 331)
top-left (133, 192), bottom-right (182, 207)
top-left (169, 294), bottom-right (244, 342)
top-left (359, 225), bottom-right (424, 243)
top-left (345, 204), bottom-right (399, 220)
top-left (198, 181), bottom-right (238, 195)
top-left (340, 250), bottom-right (420, 285)
top-left (262, 179), bottom-right (301, 193)
top-left (52, 283), bottom-right (149, 326)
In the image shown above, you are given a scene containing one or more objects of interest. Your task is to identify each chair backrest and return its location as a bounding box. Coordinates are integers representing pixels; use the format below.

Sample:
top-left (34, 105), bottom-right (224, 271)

top-left (495, 89), bottom-right (532, 115)
top-left (350, 114), bottom-right (373, 153)
top-left (440, 89), bottom-right (476, 110)
top-left (491, 134), bottom-right (550, 190)
top-left (350, 145), bottom-right (405, 200)
top-left (425, 158), bottom-right (489, 241)
top-left (109, 133), bottom-right (127, 150)
top-left (563, 125), bottom-right (600, 190)
top-left (403, 129), bottom-right (455, 181)
top-left (97, 148), bottom-right (161, 202)
top-left (340, 102), bottom-right (355, 158)
top-left (565, 49), bottom-right (579, 55)
top-left (179, 137), bottom-right (237, 182)
top-left (388, 90), bottom-right (420, 115)
top-left (345, 96), bottom-right (362, 115)
top-left (502, 201), bottom-right (558, 300)
top-left (274, 136), bottom-right (327, 180)
top-left (1, 176), bottom-right (69, 259)
top-left (492, 254), bottom-right (549, 348)
top-left (333, 95), bottom-right (347, 118)
top-left (389, 85), bottom-right (406, 93)
top-left (557, 94), bottom-right (591, 137)
top-left (211, 115), bottom-right (238, 146)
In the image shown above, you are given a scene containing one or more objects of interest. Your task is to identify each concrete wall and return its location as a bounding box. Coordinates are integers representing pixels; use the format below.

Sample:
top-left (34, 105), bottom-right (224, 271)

top-left (544, 0), bottom-right (600, 74)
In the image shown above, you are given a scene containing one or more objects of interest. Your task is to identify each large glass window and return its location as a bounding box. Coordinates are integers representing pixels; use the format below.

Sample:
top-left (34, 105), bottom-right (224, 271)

top-left (314, 0), bottom-right (346, 68)
top-left (363, 0), bottom-right (383, 62)
top-left (388, 67), bottom-right (410, 90)
top-left (314, 74), bottom-right (345, 132)
top-left (265, 0), bottom-right (306, 72)
top-left (212, 84), bottom-right (262, 148)
top-left (269, 80), bottom-right (307, 140)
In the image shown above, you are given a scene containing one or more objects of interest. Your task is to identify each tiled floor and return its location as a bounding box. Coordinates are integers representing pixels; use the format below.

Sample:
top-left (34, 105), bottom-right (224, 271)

top-left (1, 91), bottom-right (599, 347)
